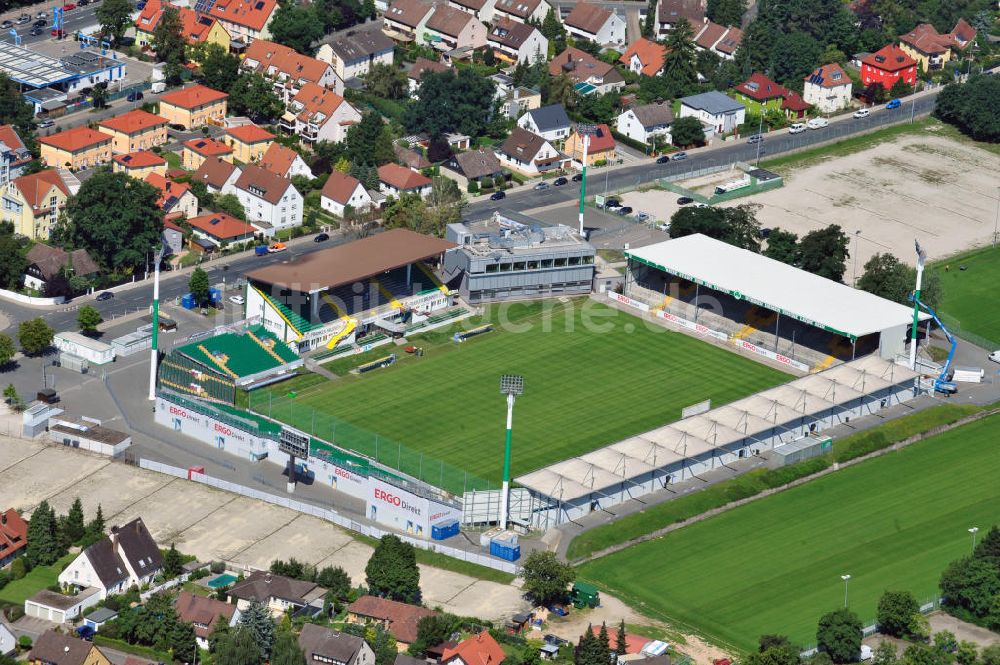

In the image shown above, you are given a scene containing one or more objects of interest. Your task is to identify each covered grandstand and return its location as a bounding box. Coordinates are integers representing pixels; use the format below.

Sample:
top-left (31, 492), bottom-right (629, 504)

top-left (245, 229), bottom-right (456, 352)
top-left (514, 354), bottom-right (920, 528)
top-left (158, 323), bottom-right (303, 403)
top-left (623, 234), bottom-right (930, 371)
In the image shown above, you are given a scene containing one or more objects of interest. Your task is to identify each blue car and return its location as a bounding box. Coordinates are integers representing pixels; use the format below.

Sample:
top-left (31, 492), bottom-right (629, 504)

top-left (886, 99), bottom-right (901, 109)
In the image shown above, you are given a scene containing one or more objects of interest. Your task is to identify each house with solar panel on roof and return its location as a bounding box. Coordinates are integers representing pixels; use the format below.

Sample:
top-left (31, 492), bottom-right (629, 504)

top-left (803, 63), bottom-right (853, 113)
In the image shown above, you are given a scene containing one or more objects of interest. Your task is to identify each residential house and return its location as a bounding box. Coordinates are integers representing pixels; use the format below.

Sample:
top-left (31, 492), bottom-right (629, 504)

top-left (134, 0), bottom-right (165, 47)
top-left (860, 44), bottom-right (917, 90)
top-left (345, 596), bottom-right (437, 651)
top-left (394, 144), bottom-right (431, 170)
top-left (449, 147), bottom-right (503, 184)
top-left (898, 19), bottom-right (976, 71)
top-left (321, 171), bottom-right (373, 217)
top-left (517, 104), bottom-right (571, 142)
top-left (0, 169), bottom-right (71, 240)
top-left (407, 57), bottom-right (448, 95)
top-left (492, 0), bottom-right (549, 24)
top-left (0, 125), bottom-right (32, 187)
top-left (654, 0), bottom-right (704, 37)
top-left (58, 518), bottom-right (163, 599)
top-left (188, 212), bottom-right (257, 247)
top-left (158, 85), bottom-right (229, 130)
top-left (145, 173), bottom-right (199, 219)
top-left (162, 219), bottom-right (184, 256)
top-left (179, 7), bottom-right (231, 55)
top-left (183, 137), bottom-right (233, 170)
top-left (224, 164), bottom-right (303, 234)
top-left (193, 156), bottom-right (242, 193)
top-left (448, 0), bottom-right (496, 23)
top-left (27, 631), bottom-right (111, 665)
top-left (423, 5), bottom-right (488, 51)
top-left (113, 151), bottom-right (168, 179)
top-left (678, 90), bottom-right (744, 135)
top-left (260, 143), bottom-right (313, 179)
top-left (565, 123), bottom-right (616, 166)
top-left (316, 27), bottom-right (395, 82)
top-left (616, 101), bottom-right (674, 146)
top-left (495, 127), bottom-right (566, 176)
top-left (23, 244), bottom-right (99, 290)
top-left (441, 632), bottom-right (505, 665)
top-left (39, 127), bottom-right (112, 170)
top-left (175, 591), bottom-right (241, 650)
top-left (299, 623), bottom-right (376, 665)
top-left (383, 0), bottom-right (435, 42)
top-left (499, 86), bottom-right (541, 119)
top-left (693, 21), bottom-right (741, 59)
top-left (378, 163), bottom-right (433, 197)
top-left (207, 0), bottom-right (280, 45)
top-left (0, 618), bottom-right (14, 657)
top-left (619, 37), bottom-right (665, 76)
top-left (733, 71), bottom-right (789, 107)
top-left (549, 47), bottom-right (625, 95)
top-left (281, 83), bottom-right (362, 145)
top-left (243, 39), bottom-right (344, 103)
top-left (487, 18), bottom-right (547, 64)
top-left (97, 110), bottom-right (168, 155)
top-left (0, 509), bottom-right (27, 568)
top-left (803, 63), bottom-right (852, 113)
top-left (224, 124), bottom-right (275, 163)
top-left (227, 571), bottom-right (321, 616)
top-left (562, 2), bottom-right (624, 47)
top-left (780, 91), bottom-right (811, 119)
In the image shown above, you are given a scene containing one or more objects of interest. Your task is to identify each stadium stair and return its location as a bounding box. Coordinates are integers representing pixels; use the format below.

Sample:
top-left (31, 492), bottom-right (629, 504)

top-left (251, 285), bottom-right (309, 339)
top-left (371, 277), bottom-right (403, 309)
top-left (812, 355), bottom-right (837, 372)
top-left (415, 262), bottom-right (449, 294)
top-left (733, 308), bottom-right (778, 341)
top-left (322, 293), bottom-right (346, 318)
top-left (325, 318), bottom-right (358, 350)
top-left (247, 331), bottom-right (288, 365)
top-left (197, 344), bottom-right (239, 378)
top-left (651, 295), bottom-right (674, 312)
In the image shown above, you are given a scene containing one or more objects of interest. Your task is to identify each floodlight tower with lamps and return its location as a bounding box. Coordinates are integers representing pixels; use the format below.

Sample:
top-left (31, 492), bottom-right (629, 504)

top-left (969, 527), bottom-right (979, 554)
top-left (841, 574), bottom-right (851, 607)
top-left (909, 240), bottom-right (926, 370)
top-left (498, 375), bottom-right (523, 531)
top-left (148, 248), bottom-right (164, 401)
top-left (576, 125), bottom-right (597, 237)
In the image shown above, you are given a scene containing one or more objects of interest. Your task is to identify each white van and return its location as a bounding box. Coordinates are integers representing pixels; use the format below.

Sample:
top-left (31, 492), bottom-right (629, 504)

top-left (807, 117), bottom-right (829, 129)
top-left (788, 122), bottom-right (806, 134)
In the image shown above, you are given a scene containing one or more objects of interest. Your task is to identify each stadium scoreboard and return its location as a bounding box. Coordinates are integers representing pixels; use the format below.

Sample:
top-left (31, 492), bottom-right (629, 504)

top-left (279, 426), bottom-right (310, 458)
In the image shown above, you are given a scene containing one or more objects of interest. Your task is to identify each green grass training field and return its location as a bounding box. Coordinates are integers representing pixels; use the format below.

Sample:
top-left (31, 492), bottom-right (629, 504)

top-left (931, 245), bottom-right (1000, 347)
top-left (578, 413), bottom-right (1000, 652)
top-left (256, 300), bottom-right (789, 490)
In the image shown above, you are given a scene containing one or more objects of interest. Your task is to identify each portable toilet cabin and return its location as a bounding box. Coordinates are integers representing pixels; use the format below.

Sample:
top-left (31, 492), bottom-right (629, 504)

top-left (571, 581), bottom-right (600, 608)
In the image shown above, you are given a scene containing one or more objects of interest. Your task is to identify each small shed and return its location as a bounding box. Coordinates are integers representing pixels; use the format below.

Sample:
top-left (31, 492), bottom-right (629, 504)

top-left (83, 607), bottom-right (119, 630)
top-left (539, 644), bottom-right (560, 661)
top-left (53, 331), bottom-right (115, 365)
top-left (571, 581), bottom-right (600, 609)
top-left (506, 612), bottom-right (531, 634)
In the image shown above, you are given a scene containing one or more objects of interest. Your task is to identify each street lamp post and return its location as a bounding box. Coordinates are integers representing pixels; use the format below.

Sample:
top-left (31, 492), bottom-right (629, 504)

top-left (498, 375), bottom-right (524, 531)
top-left (853, 229), bottom-right (862, 286)
top-left (841, 574), bottom-right (851, 608)
top-left (969, 527), bottom-right (979, 554)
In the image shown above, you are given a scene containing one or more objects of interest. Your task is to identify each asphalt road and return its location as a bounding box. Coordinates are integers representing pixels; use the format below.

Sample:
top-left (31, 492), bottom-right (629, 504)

top-left (4, 1), bottom-right (102, 45)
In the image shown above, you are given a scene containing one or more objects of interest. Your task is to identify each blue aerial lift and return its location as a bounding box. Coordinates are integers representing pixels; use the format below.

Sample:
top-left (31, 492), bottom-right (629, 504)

top-left (910, 295), bottom-right (958, 394)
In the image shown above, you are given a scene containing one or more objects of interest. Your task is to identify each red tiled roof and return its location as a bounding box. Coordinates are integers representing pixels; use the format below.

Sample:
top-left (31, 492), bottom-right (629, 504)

top-left (290, 82), bottom-right (353, 126)
top-left (113, 151), bottom-right (167, 168)
top-left (0, 509), bottom-right (28, 561)
top-left (243, 39), bottom-right (333, 87)
top-left (39, 126), bottom-right (112, 153)
top-left (563, 1), bottom-right (613, 35)
top-left (321, 170), bottom-right (364, 204)
top-left (780, 90), bottom-right (811, 112)
top-left (0, 124), bottom-right (28, 157)
top-left (346, 596), bottom-right (437, 644)
top-left (492, 0), bottom-right (542, 19)
top-left (804, 63), bottom-right (850, 88)
top-left (98, 109), bottom-right (168, 135)
top-left (619, 37), bottom-right (666, 76)
top-left (586, 626), bottom-right (649, 655)
top-left (135, 0), bottom-right (165, 31)
top-left (175, 591), bottom-right (237, 639)
top-left (259, 143), bottom-right (300, 177)
top-left (193, 156), bottom-right (239, 189)
top-left (189, 212), bottom-right (255, 239)
top-left (179, 7), bottom-right (219, 43)
top-left (715, 26), bottom-right (741, 54)
top-left (694, 21), bottom-right (726, 49)
top-left (208, 0), bottom-right (277, 32)
top-left (578, 123), bottom-right (615, 152)
top-left (225, 124), bottom-right (275, 143)
top-left (409, 57), bottom-right (448, 82)
top-left (378, 163), bottom-right (432, 191)
top-left (160, 84), bottom-right (229, 110)
top-left (862, 44), bottom-right (916, 72)
top-left (899, 23), bottom-right (951, 55)
top-left (10, 169), bottom-right (69, 213)
top-left (734, 71), bottom-right (788, 101)
top-left (950, 18), bottom-right (976, 46)
top-left (164, 219), bottom-right (184, 232)
top-left (145, 172), bottom-right (193, 211)
top-left (443, 633), bottom-right (505, 665)
top-left (184, 138), bottom-right (233, 157)
top-left (549, 47), bottom-right (617, 84)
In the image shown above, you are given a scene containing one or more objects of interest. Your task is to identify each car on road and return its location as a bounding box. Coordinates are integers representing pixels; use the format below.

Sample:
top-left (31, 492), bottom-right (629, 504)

top-left (34, 18), bottom-right (46, 25)
top-left (29, 25), bottom-right (43, 34)
top-left (268, 242), bottom-right (286, 252)
top-left (988, 350), bottom-right (1000, 364)
top-left (95, 291), bottom-right (114, 301)
top-left (788, 122), bottom-right (806, 134)
top-left (553, 176), bottom-right (568, 186)
top-left (853, 108), bottom-right (871, 119)
top-left (533, 182), bottom-right (549, 190)
top-left (746, 134), bottom-right (763, 144)
top-left (886, 98), bottom-right (902, 110)
top-left (807, 117), bottom-right (829, 129)
top-left (602, 198), bottom-right (622, 209)
top-left (78, 0), bottom-right (90, 5)
top-left (656, 155), bottom-right (670, 164)
top-left (634, 211), bottom-right (650, 222)
top-left (656, 222), bottom-right (670, 232)
top-left (616, 206), bottom-right (633, 216)
top-left (168, 123), bottom-right (186, 131)
top-left (490, 190), bottom-right (506, 200)
top-left (314, 232), bottom-right (329, 242)
top-left (571, 173), bottom-right (582, 181)
top-left (36, 11), bottom-right (48, 18)
top-left (0, 20), bottom-right (13, 29)
top-left (38, 118), bottom-right (55, 128)
top-left (17, 14), bottom-right (31, 23)
top-left (676, 196), bottom-right (693, 205)
top-left (63, 4), bottom-right (76, 10)
top-left (127, 90), bottom-right (144, 102)
top-left (672, 151), bottom-right (688, 160)
top-left (228, 295), bottom-right (245, 305)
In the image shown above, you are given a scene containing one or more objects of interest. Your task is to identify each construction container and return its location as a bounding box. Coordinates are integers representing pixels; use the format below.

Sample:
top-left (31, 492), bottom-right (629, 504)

top-left (209, 288), bottom-right (222, 304)
top-left (769, 433), bottom-right (833, 467)
top-left (480, 526), bottom-right (504, 548)
top-left (489, 539), bottom-right (521, 561)
top-left (431, 519), bottom-right (460, 541)
top-left (571, 581), bottom-right (600, 608)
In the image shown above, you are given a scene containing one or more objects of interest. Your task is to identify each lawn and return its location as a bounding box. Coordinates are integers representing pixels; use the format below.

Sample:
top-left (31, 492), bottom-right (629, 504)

top-left (254, 300), bottom-right (789, 491)
top-left (577, 414), bottom-right (1000, 652)
top-left (930, 245), bottom-right (1000, 347)
top-left (0, 553), bottom-right (75, 605)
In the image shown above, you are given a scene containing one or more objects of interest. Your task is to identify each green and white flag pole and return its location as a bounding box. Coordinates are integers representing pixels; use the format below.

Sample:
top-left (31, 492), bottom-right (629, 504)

top-left (909, 240), bottom-right (925, 371)
top-left (148, 249), bottom-right (164, 401)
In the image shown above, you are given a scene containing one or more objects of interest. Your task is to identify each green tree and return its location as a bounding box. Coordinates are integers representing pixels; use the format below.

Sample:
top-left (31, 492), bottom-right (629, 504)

top-left (77, 306), bottom-right (103, 333)
top-left (932, 631), bottom-right (956, 654)
top-left (816, 608), bottom-right (863, 664)
top-left (889, 77), bottom-right (912, 100)
top-left (900, 645), bottom-right (948, 665)
top-left (542, 73), bottom-right (577, 109)
top-left (214, 193), bottom-right (247, 220)
top-left (269, 2), bottom-right (324, 55)
top-left (0, 73), bottom-right (37, 152)
top-left (370, 626), bottom-right (398, 665)
top-left (770, 32), bottom-right (823, 90)
top-left (63, 497), bottom-right (86, 544)
top-left (228, 73), bottom-right (284, 122)
top-left (91, 83), bottom-right (109, 110)
top-left (0, 232), bottom-right (27, 291)
top-left (404, 69), bottom-right (496, 139)
top-left (934, 75), bottom-right (1000, 142)
top-left (200, 44), bottom-right (241, 92)
top-left (153, 5), bottom-right (187, 84)
top-left (18, 318), bottom-right (55, 356)
top-left (876, 590), bottom-right (919, 637)
top-left (238, 600), bottom-right (275, 660)
top-left (954, 642), bottom-right (977, 665)
top-left (669, 204), bottom-right (761, 251)
top-left (798, 225), bottom-right (849, 281)
top-left (541, 7), bottom-right (565, 42)
top-left (615, 620), bottom-right (626, 658)
top-left (974, 526), bottom-right (1000, 565)
top-left (872, 641), bottom-right (898, 665)
top-left (0, 334), bottom-right (15, 367)
top-left (316, 565), bottom-right (352, 602)
top-left (189, 267), bottom-right (211, 306)
top-left (96, 0), bottom-right (134, 43)
top-left (170, 619), bottom-right (198, 663)
top-left (744, 635), bottom-right (800, 665)
top-left (983, 645), bottom-right (1000, 665)
top-left (345, 113), bottom-right (396, 166)
top-left (763, 228), bottom-right (800, 265)
top-left (26, 500), bottom-right (63, 568)
top-left (521, 551), bottom-right (574, 606)
top-left (2, 384), bottom-right (21, 411)
top-left (707, 0), bottom-right (746, 26)
top-left (671, 116), bottom-right (706, 147)
top-left (408, 614), bottom-right (456, 656)
top-left (660, 18), bottom-right (698, 98)
top-left (364, 63), bottom-right (408, 100)
top-left (163, 543), bottom-right (184, 578)
top-left (939, 556), bottom-right (1000, 618)
top-left (215, 628), bottom-right (263, 665)
top-left (271, 626), bottom-right (305, 665)
top-left (61, 171), bottom-right (163, 273)
top-left (87, 504), bottom-right (105, 539)
top-left (365, 534), bottom-right (420, 603)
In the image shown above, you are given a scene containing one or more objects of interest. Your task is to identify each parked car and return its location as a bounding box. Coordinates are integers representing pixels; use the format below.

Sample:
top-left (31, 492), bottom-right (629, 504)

top-left (63, 4), bottom-right (76, 11)
top-left (886, 98), bottom-right (902, 110)
top-left (571, 173), bottom-right (582, 181)
top-left (17, 14), bottom-right (31, 23)
top-left (268, 242), bottom-right (287, 252)
top-left (490, 190), bottom-right (506, 200)
top-left (38, 118), bottom-right (55, 128)
top-left (228, 295), bottom-right (245, 305)
top-left (676, 196), bottom-right (693, 205)
top-left (533, 182), bottom-right (549, 190)
top-left (95, 291), bottom-right (114, 301)
top-left (656, 222), bottom-right (670, 232)
top-left (135, 0), bottom-right (146, 8)
top-left (77, 0), bottom-right (90, 6)
top-left (853, 108), bottom-right (871, 119)
top-left (36, 11), bottom-right (48, 18)
top-left (616, 206), bottom-right (633, 216)
top-left (127, 90), bottom-right (144, 102)
top-left (788, 122), bottom-right (806, 134)
top-left (314, 232), bottom-right (329, 242)
top-left (807, 117), bottom-right (829, 129)
top-left (51, 28), bottom-right (65, 36)
top-left (602, 198), bottom-right (622, 209)
top-left (672, 151), bottom-right (688, 160)
top-left (29, 25), bottom-right (43, 34)
top-left (168, 123), bottom-right (186, 131)
top-left (634, 212), bottom-right (651, 222)
top-left (656, 155), bottom-right (670, 164)
top-left (988, 350), bottom-right (1000, 364)
top-left (746, 134), bottom-right (762, 144)
top-left (0, 20), bottom-right (13, 29)
top-left (553, 176), bottom-right (568, 186)
top-left (759, 228), bottom-right (772, 239)
top-left (34, 18), bottom-right (46, 25)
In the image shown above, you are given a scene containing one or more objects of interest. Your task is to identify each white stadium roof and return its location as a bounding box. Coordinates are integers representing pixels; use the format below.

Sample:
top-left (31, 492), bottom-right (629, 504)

top-left (626, 234), bottom-right (929, 340)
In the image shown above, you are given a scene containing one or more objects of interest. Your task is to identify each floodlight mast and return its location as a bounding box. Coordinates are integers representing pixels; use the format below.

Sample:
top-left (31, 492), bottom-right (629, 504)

top-left (576, 125), bottom-right (597, 237)
top-left (909, 240), bottom-right (926, 370)
top-left (499, 375), bottom-right (523, 530)
top-left (148, 248), bottom-right (164, 401)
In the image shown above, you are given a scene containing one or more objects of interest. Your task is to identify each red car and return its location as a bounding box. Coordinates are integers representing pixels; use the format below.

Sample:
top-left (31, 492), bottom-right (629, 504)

top-left (51, 28), bottom-right (65, 36)
top-left (63, 3), bottom-right (76, 9)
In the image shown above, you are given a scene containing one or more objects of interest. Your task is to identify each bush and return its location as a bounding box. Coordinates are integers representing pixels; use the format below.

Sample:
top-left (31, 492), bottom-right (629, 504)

top-left (8, 558), bottom-right (26, 580)
top-left (467, 180), bottom-right (479, 194)
top-left (18, 635), bottom-right (32, 651)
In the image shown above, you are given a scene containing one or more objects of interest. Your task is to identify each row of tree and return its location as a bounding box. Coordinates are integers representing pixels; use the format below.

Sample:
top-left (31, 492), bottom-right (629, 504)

top-left (23, 499), bottom-right (105, 569)
top-left (939, 525), bottom-right (1000, 629)
top-left (933, 76), bottom-right (1000, 143)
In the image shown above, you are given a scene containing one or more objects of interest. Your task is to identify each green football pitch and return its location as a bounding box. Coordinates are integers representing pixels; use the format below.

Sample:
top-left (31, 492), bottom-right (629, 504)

top-left (578, 414), bottom-right (1000, 652)
top-left (255, 301), bottom-right (789, 490)
top-left (932, 245), bottom-right (1000, 347)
